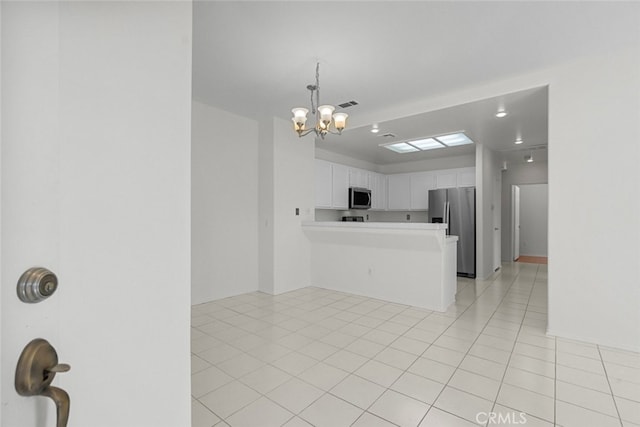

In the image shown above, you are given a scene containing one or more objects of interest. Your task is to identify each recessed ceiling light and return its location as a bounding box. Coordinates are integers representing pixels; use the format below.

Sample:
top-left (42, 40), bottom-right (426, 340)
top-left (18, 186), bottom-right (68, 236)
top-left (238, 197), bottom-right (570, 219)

top-left (435, 133), bottom-right (474, 147)
top-left (515, 138), bottom-right (523, 145)
top-left (371, 124), bottom-right (380, 133)
top-left (496, 110), bottom-right (507, 118)
top-left (382, 142), bottom-right (420, 153)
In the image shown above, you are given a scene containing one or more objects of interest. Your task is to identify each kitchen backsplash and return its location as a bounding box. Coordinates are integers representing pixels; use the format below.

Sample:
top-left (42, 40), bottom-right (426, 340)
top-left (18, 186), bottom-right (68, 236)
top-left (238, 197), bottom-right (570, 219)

top-left (315, 209), bottom-right (429, 223)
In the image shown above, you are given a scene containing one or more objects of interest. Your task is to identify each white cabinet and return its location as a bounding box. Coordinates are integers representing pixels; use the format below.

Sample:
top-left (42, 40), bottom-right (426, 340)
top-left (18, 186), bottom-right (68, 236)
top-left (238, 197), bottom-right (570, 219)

top-left (316, 160), bottom-right (475, 212)
top-left (315, 160), bottom-right (332, 208)
top-left (410, 172), bottom-right (436, 210)
top-left (349, 168), bottom-right (370, 189)
top-left (331, 163), bottom-right (349, 209)
top-left (315, 159), bottom-right (349, 209)
top-left (457, 168), bottom-right (476, 187)
top-left (370, 173), bottom-right (387, 210)
top-left (387, 173), bottom-right (411, 210)
top-left (436, 172), bottom-right (457, 189)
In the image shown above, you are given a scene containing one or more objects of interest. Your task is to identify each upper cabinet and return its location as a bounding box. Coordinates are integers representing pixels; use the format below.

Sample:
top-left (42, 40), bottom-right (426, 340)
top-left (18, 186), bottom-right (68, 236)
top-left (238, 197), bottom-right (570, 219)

top-left (349, 168), bottom-right (370, 189)
top-left (410, 172), bottom-right (436, 210)
top-left (315, 159), bottom-right (333, 209)
top-left (332, 163), bottom-right (350, 209)
top-left (370, 172), bottom-right (387, 211)
top-left (315, 159), bottom-right (349, 209)
top-left (387, 173), bottom-right (412, 210)
top-left (456, 168), bottom-right (476, 187)
top-left (315, 159), bottom-right (475, 211)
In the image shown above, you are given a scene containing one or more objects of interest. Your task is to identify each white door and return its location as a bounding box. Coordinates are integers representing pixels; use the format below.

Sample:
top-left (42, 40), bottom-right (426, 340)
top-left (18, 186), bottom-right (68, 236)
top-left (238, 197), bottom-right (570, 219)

top-left (493, 173), bottom-right (502, 271)
top-left (1, 3), bottom-right (192, 426)
top-left (512, 185), bottom-right (521, 261)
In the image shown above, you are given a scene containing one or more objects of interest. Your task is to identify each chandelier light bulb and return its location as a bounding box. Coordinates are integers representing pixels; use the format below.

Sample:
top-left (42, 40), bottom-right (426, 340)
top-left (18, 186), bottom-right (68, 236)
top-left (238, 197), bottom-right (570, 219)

top-left (291, 108), bottom-right (308, 132)
top-left (333, 112), bottom-right (348, 132)
top-left (318, 105), bottom-right (335, 125)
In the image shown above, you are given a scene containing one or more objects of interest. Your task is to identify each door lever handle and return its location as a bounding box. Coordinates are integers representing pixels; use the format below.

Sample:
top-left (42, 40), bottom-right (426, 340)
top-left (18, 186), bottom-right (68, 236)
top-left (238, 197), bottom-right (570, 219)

top-left (15, 338), bottom-right (71, 427)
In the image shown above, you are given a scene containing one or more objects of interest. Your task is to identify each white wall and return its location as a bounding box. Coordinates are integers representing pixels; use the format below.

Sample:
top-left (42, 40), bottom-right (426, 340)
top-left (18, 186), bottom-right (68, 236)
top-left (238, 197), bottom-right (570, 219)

top-left (519, 184), bottom-right (548, 257)
top-left (546, 48), bottom-right (640, 351)
top-left (258, 117), bottom-right (314, 295)
top-left (501, 162), bottom-right (548, 261)
top-left (316, 147), bottom-right (379, 172)
top-left (476, 144), bottom-right (500, 279)
top-left (258, 118), bottom-right (275, 294)
top-left (272, 118), bottom-right (314, 294)
top-left (191, 101), bottom-right (259, 304)
top-left (2, 2), bottom-right (192, 426)
top-left (379, 153), bottom-right (475, 174)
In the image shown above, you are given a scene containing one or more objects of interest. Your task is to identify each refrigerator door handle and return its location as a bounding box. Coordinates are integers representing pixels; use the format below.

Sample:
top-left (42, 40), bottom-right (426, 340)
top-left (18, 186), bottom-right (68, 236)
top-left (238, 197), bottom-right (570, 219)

top-left (444, 201), bottom-right (450, 234)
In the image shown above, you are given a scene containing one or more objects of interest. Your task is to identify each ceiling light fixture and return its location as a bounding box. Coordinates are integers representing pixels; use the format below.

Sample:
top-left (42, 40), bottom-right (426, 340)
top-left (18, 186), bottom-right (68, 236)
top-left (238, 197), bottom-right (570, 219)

top-left (525, 153), bottom-right (533, 163)
top-left (515, 138), bottom-right (523, 145)
top-left (371, 124), bottom-right (380, 134)
top-left (495, 109), bottom-right (508, 118)
top-left (291, 62), bottom-right (348, 139)
top-left (381, 132), bottom-right (474, 153)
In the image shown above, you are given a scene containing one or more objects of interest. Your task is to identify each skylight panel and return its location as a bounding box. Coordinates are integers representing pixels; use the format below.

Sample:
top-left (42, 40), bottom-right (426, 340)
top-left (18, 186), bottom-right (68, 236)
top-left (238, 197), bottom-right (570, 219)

top-left (409, 138), bottom-right (445, 150)
top-left (382, 142), bottom-right (420, 153)
top-left (436, 133), bottom-right (474, 147)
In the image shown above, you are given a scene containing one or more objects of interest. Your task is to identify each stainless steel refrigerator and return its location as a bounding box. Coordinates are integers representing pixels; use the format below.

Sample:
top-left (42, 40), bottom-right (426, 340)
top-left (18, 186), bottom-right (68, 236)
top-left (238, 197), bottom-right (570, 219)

top-left (428, 187), bottom-right (476, 278)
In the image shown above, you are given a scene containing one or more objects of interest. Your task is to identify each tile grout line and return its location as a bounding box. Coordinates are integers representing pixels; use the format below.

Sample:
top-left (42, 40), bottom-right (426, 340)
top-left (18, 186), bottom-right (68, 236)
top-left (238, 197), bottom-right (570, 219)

top-left (596, 345), bottom-right (624, 427)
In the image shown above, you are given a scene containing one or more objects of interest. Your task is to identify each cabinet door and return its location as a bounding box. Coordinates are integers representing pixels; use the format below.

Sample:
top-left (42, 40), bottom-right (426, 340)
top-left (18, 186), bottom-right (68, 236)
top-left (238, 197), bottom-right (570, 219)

top-left (436, 172), bottom-right (457, 189)
top-left (457, 168), bottom-right (476, 187)
top-left (349, 168), bottom-right (370, 189)
top-left (332, 163), bottom-right (349, 209)
top-left (370, 173), bottom-right (387, 210)
top-left (387, 174), bottom-right (411, 210)
top-left (410, 172), bottom-right (435, 210)
top-left (315, 160), bottom-right (332, 208)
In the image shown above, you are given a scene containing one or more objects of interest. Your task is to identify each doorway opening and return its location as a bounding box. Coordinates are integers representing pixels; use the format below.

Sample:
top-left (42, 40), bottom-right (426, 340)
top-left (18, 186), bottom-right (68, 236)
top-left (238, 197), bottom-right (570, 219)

top-left (511, 183), bottom-right (548, 263)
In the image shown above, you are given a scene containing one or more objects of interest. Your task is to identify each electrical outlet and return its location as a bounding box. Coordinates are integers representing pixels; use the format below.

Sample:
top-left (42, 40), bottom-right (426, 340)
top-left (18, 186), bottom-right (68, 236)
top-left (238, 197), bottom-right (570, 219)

top-left (295, 208), bottom-right (299, 216)
top-left (406, 214), bottom-right (411, 221)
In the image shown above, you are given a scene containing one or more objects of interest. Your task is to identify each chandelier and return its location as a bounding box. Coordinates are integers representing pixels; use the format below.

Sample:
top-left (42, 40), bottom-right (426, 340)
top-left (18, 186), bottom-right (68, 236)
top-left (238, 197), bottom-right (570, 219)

top-left (291, 62), bottom-right (348, 139)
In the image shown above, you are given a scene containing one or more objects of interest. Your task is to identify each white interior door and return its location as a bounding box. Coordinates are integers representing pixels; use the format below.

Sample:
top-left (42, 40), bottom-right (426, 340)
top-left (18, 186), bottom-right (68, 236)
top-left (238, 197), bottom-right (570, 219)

top-left (1, 3), bottom-right (192, 426)
top-left (512, 185), bottom-right (521, 261)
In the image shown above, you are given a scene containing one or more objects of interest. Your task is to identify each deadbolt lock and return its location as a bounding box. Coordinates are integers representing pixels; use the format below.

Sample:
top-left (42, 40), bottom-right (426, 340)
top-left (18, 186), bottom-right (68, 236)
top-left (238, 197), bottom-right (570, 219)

top-left (17, 267), bottom-right (58, 303)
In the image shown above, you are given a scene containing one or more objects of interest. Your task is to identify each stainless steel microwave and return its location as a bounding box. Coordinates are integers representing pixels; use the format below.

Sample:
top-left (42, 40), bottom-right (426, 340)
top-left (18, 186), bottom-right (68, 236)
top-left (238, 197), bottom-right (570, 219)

top-left (349, 187), bottom-right (371, 210)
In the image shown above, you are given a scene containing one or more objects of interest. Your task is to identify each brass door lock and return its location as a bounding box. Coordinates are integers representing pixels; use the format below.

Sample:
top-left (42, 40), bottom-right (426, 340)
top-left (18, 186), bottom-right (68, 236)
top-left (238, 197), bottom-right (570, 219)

top-left (15, 338), bottom-right (70, 427)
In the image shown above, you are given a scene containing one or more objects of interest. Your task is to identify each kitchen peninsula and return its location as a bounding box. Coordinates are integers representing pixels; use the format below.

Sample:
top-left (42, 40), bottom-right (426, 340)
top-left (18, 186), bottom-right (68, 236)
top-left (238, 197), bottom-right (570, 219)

top-left (302, 222), bottom-right (458, 312)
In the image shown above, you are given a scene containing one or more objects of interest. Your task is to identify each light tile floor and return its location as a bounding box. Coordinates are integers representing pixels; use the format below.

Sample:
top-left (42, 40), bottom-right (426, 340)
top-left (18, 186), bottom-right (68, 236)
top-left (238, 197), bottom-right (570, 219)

top-left (191, 263), bottom-right (640, 427)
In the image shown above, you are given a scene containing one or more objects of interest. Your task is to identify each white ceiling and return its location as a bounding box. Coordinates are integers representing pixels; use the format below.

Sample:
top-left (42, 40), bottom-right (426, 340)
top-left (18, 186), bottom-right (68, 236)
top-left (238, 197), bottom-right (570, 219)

top-left (192, 1), bottom-right (639, 166)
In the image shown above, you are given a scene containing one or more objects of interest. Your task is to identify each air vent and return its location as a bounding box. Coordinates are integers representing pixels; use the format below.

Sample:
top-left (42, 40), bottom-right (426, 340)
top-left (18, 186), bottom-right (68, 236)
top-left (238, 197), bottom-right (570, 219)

top-left (380, 133), bottom-right (396, 138)
top-left (337, 100), bottom-right (359, 109)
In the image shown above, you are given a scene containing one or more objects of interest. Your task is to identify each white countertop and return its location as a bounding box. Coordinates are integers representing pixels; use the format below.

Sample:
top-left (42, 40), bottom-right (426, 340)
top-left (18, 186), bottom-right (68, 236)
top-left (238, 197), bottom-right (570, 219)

top-left (302, 221), bottom-right (448, 230)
